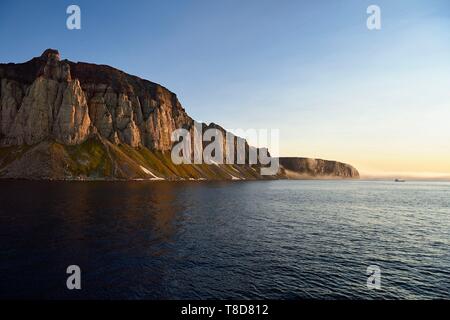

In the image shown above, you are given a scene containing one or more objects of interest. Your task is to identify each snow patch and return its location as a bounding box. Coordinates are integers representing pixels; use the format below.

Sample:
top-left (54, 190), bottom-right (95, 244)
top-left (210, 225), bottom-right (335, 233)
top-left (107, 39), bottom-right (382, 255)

top-left (140, 166), bottom-right (164, 180)
top-left (188, 177), bottom-right (207, 181)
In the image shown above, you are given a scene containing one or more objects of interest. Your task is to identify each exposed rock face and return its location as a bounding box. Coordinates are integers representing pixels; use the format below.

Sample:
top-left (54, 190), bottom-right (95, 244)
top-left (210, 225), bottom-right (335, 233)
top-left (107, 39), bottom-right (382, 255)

top-left (0, 49), bottom-right (193, 149)
top-left (279, 157), bottom-right (360, 179)
top-left (0, 49), bottom-right (90, 145)
top-left (0, 49), bottom-right (359, 180)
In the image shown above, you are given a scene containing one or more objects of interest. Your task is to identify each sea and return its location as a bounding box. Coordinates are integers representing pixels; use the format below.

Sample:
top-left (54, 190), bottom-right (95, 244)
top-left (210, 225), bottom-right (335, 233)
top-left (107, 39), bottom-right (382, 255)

top-left (0, 180), bottom-right (449, 299)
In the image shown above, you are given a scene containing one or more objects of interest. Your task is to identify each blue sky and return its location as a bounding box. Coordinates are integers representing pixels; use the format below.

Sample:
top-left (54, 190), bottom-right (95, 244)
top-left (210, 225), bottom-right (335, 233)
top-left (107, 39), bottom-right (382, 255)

top-left (1, 0), bottom-right (449, 176)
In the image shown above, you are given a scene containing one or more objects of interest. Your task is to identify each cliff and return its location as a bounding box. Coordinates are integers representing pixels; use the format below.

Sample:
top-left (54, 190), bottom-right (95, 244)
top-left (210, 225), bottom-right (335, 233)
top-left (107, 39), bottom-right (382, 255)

top-left (0, 49), bottom-right (192, 148)
top-left (0, 49), bottom-right (359, 180)
top-left (279, 157), bottom-right (359, 179)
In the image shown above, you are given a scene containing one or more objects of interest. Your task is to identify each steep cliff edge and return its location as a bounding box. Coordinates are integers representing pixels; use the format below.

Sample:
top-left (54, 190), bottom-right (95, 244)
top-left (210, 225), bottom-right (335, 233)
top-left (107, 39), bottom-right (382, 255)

top-left (0, 49), bottom-right (359, 180)
top-left (279, 157), bottom-right (359, 179)
top-left (0, 49), bottom-right (192, 148)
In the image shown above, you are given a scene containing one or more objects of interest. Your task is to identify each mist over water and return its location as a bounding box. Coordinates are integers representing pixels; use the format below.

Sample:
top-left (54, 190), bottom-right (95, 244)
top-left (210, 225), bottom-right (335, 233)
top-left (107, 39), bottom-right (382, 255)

top-left (1, 180), bottom-right (449, 299)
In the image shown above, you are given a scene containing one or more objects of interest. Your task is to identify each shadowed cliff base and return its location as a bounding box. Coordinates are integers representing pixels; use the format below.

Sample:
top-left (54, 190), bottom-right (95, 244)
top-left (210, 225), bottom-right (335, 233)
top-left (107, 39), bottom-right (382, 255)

top-left (0, 49), bottom-right (359, 181)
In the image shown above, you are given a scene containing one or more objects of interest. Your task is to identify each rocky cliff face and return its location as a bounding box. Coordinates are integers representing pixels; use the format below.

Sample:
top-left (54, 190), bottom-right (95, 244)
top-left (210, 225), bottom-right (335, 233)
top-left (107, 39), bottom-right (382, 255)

top-left (0, 49), bottom-right (192, 149)
top-left (0, 49), bottom-right (359, 180)
top-left (279, 157), bottom-right (359, 179)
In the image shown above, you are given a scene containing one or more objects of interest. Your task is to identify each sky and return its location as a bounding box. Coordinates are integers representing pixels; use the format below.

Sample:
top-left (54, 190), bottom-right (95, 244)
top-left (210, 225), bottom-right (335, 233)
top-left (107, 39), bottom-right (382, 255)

top-left (0, 0), bottom-right (449, 178)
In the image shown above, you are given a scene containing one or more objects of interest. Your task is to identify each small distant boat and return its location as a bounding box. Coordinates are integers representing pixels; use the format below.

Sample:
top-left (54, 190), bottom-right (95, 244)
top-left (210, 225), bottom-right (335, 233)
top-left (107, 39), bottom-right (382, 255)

top-left (394, 179), bottom-right (406, 183)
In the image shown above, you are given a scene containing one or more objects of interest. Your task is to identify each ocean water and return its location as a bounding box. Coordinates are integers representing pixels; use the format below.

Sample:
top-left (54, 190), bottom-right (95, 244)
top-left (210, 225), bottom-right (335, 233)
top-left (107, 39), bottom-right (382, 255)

top-left (0, 180), bottom-right (449, 299)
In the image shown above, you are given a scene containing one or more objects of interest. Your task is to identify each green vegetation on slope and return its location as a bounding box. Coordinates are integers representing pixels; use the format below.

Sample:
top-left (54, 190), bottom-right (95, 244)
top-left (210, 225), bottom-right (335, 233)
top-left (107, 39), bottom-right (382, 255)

top-left (0, 138), bottom-right (277, 180)
top-left (64, 139), bottom-right (113, 178)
